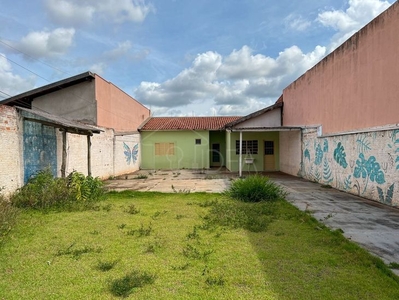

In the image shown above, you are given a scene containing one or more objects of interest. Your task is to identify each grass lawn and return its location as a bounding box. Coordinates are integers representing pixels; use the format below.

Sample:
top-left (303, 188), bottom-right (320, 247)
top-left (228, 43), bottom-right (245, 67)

top-left (1, 191), bottom-right (399, 299)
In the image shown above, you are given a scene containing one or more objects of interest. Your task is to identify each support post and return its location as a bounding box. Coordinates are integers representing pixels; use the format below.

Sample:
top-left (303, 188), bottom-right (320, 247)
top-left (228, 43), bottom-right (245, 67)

top-left (61, 130), bottom-right (67, 178)
top-left (87, 135), bottom-right (92, 176)
top-left (239, 131), bottom-right (243, 177)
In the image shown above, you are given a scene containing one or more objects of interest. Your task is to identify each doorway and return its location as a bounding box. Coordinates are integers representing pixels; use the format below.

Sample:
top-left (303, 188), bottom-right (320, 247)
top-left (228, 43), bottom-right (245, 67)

top-left (264, 141), bottom-right (275, 171)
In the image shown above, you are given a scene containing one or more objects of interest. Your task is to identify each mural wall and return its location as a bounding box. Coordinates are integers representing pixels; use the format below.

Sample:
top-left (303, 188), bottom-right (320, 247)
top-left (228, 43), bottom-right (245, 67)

top-left (301, 128), bottom-right (399, 207)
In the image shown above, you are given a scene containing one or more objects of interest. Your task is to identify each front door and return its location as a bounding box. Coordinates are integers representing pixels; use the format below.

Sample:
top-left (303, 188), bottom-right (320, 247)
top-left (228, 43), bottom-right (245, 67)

top-left (264, 141), bottom-right (275, 171)
top-left (211, 143), bottom-right (221, 167)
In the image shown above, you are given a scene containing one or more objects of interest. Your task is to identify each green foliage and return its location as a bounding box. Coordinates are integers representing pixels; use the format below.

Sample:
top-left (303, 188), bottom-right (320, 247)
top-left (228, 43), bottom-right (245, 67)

top-left (0, 193), bottom-right (19, 245)
top-left (109, 270), bottom-right (156, 297)
top-left (10, 170), bottom-right (104, 211)
top-left (343, 175), bottom-right (352, 191)
top-left (333, 142), bottom-right (348, 168)
top-left (304, 149), bottom-right (310, 161)
top-left (226, 175), bottom-right (287, 203)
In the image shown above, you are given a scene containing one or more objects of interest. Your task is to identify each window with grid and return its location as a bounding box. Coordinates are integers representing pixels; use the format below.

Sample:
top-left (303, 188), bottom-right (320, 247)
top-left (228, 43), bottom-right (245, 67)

top-left (195, 139), bottom-right (201, 145)
top-left (155, 143), bottom-right (175, 156)
top-left (235, 140), bottom-right (258, 155)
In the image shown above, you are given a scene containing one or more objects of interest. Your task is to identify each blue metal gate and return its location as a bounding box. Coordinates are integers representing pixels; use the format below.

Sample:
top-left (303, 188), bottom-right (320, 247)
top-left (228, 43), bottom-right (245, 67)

top-left (23, 120), bottom-right (57, 183)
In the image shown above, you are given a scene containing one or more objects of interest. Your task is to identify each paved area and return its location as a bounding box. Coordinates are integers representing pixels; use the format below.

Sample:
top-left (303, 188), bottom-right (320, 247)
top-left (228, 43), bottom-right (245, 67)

top-left (105, 170), bottom-right (399, 274)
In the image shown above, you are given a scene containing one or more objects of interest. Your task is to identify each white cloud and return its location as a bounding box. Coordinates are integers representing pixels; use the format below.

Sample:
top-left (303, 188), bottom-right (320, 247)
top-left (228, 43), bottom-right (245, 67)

top-left (318, 0), bottom-right (392, 50)
top-left (44, 0), bottom-right (95, 26)
top-left (285, 14), bottom-right (312, 31)
top-left (104, 41), bottom-right (133, 60)
top-left (89, 62), bottom-right (106, 75)
top-left (0, 54), bottom-right (35, 97)
top-left (11, 28), bottom-right (75, 59)
top-left (44, 0), bottom-right (154, 26)
top-left (134, 45), bottom-right (326, 114)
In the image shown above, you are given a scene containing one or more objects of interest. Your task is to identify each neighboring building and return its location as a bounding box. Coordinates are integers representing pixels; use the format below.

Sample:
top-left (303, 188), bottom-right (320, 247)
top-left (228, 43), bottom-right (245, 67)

top-left (0, 72), bottom-right (150, 194)
top-left (229, 2), bottom-right (399, 207)
top-left (139, 117), bottom-right (240, 170)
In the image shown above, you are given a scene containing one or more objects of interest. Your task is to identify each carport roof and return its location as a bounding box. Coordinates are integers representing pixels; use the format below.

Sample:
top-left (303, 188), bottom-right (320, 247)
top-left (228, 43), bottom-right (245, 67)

top-left (17, 106), bottom-right (102, 135)
top-left (138, 116), bottom-right (242, 131)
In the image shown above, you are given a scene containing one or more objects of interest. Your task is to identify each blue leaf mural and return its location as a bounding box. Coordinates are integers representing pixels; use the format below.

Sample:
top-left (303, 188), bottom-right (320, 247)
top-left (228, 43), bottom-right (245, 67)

top-left (377, 184), bottom-right (395, 205)
top-left (356, 135), bottom-right (371, 153)
top-left (353, 153), bottom-right (385, 184)
top-left (343, 175), bottom-right (352, 191)
top-left (304, 149), bottom-right (310, 161)
top-left (315, 144), bottom-right (323, 165)
top-left (333, 142), bottom-right (348, 168)
top-left (323, 159), bottom-right (333, 184)
top-left (323, 139), bottom-right (328, 152)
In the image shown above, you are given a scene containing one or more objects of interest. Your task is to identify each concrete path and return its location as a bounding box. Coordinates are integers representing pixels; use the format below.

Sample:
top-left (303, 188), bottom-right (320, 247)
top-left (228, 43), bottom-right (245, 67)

top-left (105, 170), bottom-right (399, 274)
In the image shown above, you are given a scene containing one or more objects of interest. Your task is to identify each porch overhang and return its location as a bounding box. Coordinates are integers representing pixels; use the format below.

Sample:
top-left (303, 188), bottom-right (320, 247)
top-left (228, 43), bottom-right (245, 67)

top-left (228, 126), bottom-right (302, 132)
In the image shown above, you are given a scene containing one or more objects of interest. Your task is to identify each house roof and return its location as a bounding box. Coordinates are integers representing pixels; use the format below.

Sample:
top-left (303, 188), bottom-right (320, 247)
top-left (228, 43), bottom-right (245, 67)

top-left (0, 71), bottom-right (95, 108)
top-left (139, 116), bottom-right (242, 131)
top-left (17, 106), bottom-right (102, 135)
top-left (224, 101), bottom-right (283, 129)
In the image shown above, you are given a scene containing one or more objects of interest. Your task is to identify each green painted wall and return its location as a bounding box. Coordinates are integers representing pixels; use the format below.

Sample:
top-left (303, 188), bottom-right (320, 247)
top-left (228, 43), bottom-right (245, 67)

top-left (226, 131), bottom-right (280, 172)
top-left (141, 131), bottom-right (210, 169)
top-left (209, 131), bottom-right (226, 167)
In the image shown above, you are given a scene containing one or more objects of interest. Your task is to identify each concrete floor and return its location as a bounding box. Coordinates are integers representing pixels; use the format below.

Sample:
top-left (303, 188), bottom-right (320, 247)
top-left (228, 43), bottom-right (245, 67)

top-left (105, 169), bottom-right (399, 274)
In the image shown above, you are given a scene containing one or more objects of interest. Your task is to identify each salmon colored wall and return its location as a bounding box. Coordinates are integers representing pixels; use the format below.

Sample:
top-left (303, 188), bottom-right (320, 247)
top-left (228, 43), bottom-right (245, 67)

top-left (95, 75), bottom-right (150, 132)
top-left (283, 2), bottom-right (399, 135)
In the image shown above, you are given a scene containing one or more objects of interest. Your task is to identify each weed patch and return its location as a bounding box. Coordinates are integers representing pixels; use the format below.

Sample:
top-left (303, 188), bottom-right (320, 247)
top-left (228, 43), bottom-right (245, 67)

top-left (96, 260), bottom-right (118, 272)
top-left (0, 194), bottom-right (18, 245)
top-left (109, 270), bottom-right (156, 297)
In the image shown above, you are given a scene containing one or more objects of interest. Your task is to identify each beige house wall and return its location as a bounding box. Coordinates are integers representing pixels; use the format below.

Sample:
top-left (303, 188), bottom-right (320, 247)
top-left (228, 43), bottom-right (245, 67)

top-left (279, 130), bottom-right (302, 176)
top-left (95, 75), bottom-right (150, 132)
top-left (283, 2), bottom-right (399, 135)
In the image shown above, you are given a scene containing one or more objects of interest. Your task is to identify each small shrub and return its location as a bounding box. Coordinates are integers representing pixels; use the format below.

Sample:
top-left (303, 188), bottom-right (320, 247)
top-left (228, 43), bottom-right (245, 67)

top-left (10, 170), bottom-right (104, 211)
top-left (133, 174), bottom-right (148, 180)
top-left (109, 270), bottom-right (156, 297)
top-left (226, 175), bottom-right (287, 202)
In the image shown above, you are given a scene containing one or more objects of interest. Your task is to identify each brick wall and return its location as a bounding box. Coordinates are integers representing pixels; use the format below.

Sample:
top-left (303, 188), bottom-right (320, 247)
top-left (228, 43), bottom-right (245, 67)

top-left (0, 106), bottom-right (23, 195)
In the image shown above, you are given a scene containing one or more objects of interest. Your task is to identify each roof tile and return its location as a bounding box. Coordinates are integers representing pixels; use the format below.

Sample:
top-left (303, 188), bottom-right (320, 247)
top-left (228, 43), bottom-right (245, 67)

top-left (140, 116), bottom-right (242, 131)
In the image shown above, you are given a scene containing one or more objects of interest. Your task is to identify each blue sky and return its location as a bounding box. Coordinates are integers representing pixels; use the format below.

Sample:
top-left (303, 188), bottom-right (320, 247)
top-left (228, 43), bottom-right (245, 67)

top-left (0, 0), bottom-right (394, 116)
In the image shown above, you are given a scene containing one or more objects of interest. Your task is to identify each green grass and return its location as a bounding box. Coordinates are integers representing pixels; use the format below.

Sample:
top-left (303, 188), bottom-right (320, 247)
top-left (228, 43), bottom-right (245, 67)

top-left (0, 191), bottom-right (398, 299)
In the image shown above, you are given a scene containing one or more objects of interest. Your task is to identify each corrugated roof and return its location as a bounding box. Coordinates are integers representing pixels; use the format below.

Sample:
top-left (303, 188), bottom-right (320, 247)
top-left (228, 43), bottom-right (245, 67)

top-left (139, 116), bottom-right (242, 131)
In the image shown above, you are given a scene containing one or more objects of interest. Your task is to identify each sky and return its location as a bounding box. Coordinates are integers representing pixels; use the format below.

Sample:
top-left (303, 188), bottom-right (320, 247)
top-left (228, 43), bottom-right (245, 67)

top-left (0, 0), bottom-right (395, 117)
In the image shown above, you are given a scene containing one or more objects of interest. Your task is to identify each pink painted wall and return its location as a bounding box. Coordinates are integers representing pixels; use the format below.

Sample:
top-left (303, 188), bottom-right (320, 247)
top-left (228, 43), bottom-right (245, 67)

top-left (95, 75), bottom-right (150, 132)
top-left (283, 2), bottom-right (399, 135)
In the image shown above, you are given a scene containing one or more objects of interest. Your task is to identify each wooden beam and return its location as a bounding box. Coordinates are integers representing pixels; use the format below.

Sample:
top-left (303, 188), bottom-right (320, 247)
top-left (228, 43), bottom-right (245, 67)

top-left (61, 130), bottom-right (67, 178)
top-left (87, 135), bottom-right (92, 176)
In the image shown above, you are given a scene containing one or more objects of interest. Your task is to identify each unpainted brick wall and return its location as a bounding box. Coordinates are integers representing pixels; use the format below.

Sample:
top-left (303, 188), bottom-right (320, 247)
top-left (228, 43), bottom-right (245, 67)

top-left (0, 105), bottom-right (23, 195)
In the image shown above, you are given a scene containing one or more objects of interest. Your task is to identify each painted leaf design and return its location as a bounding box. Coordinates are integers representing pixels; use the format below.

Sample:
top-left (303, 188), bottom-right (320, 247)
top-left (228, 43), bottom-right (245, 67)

top-left (304, 149), bottom-right (310, 161)
top-left (377, 187), bottom-right (385, 203)
top-left (333, 142), bottom-right (348, 168)
top-left (367, 156), bottom-right (385, 184)
top-left (356, 136), bottom-right (371, 153)
top-left (123, 142), bottom-right (132, 165)
top-left (353, 153), bottom-right (367, 179)
top-left (323, 139), bottom-right (329, 152)
top-left (315, 144), bottom-right (323, 165)
top-left (386, 183), bottom-right (395, 205)
top-left (343, 175), bottom-right (352, 191)
top-left (323, 159), bottom-right (333, 184)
